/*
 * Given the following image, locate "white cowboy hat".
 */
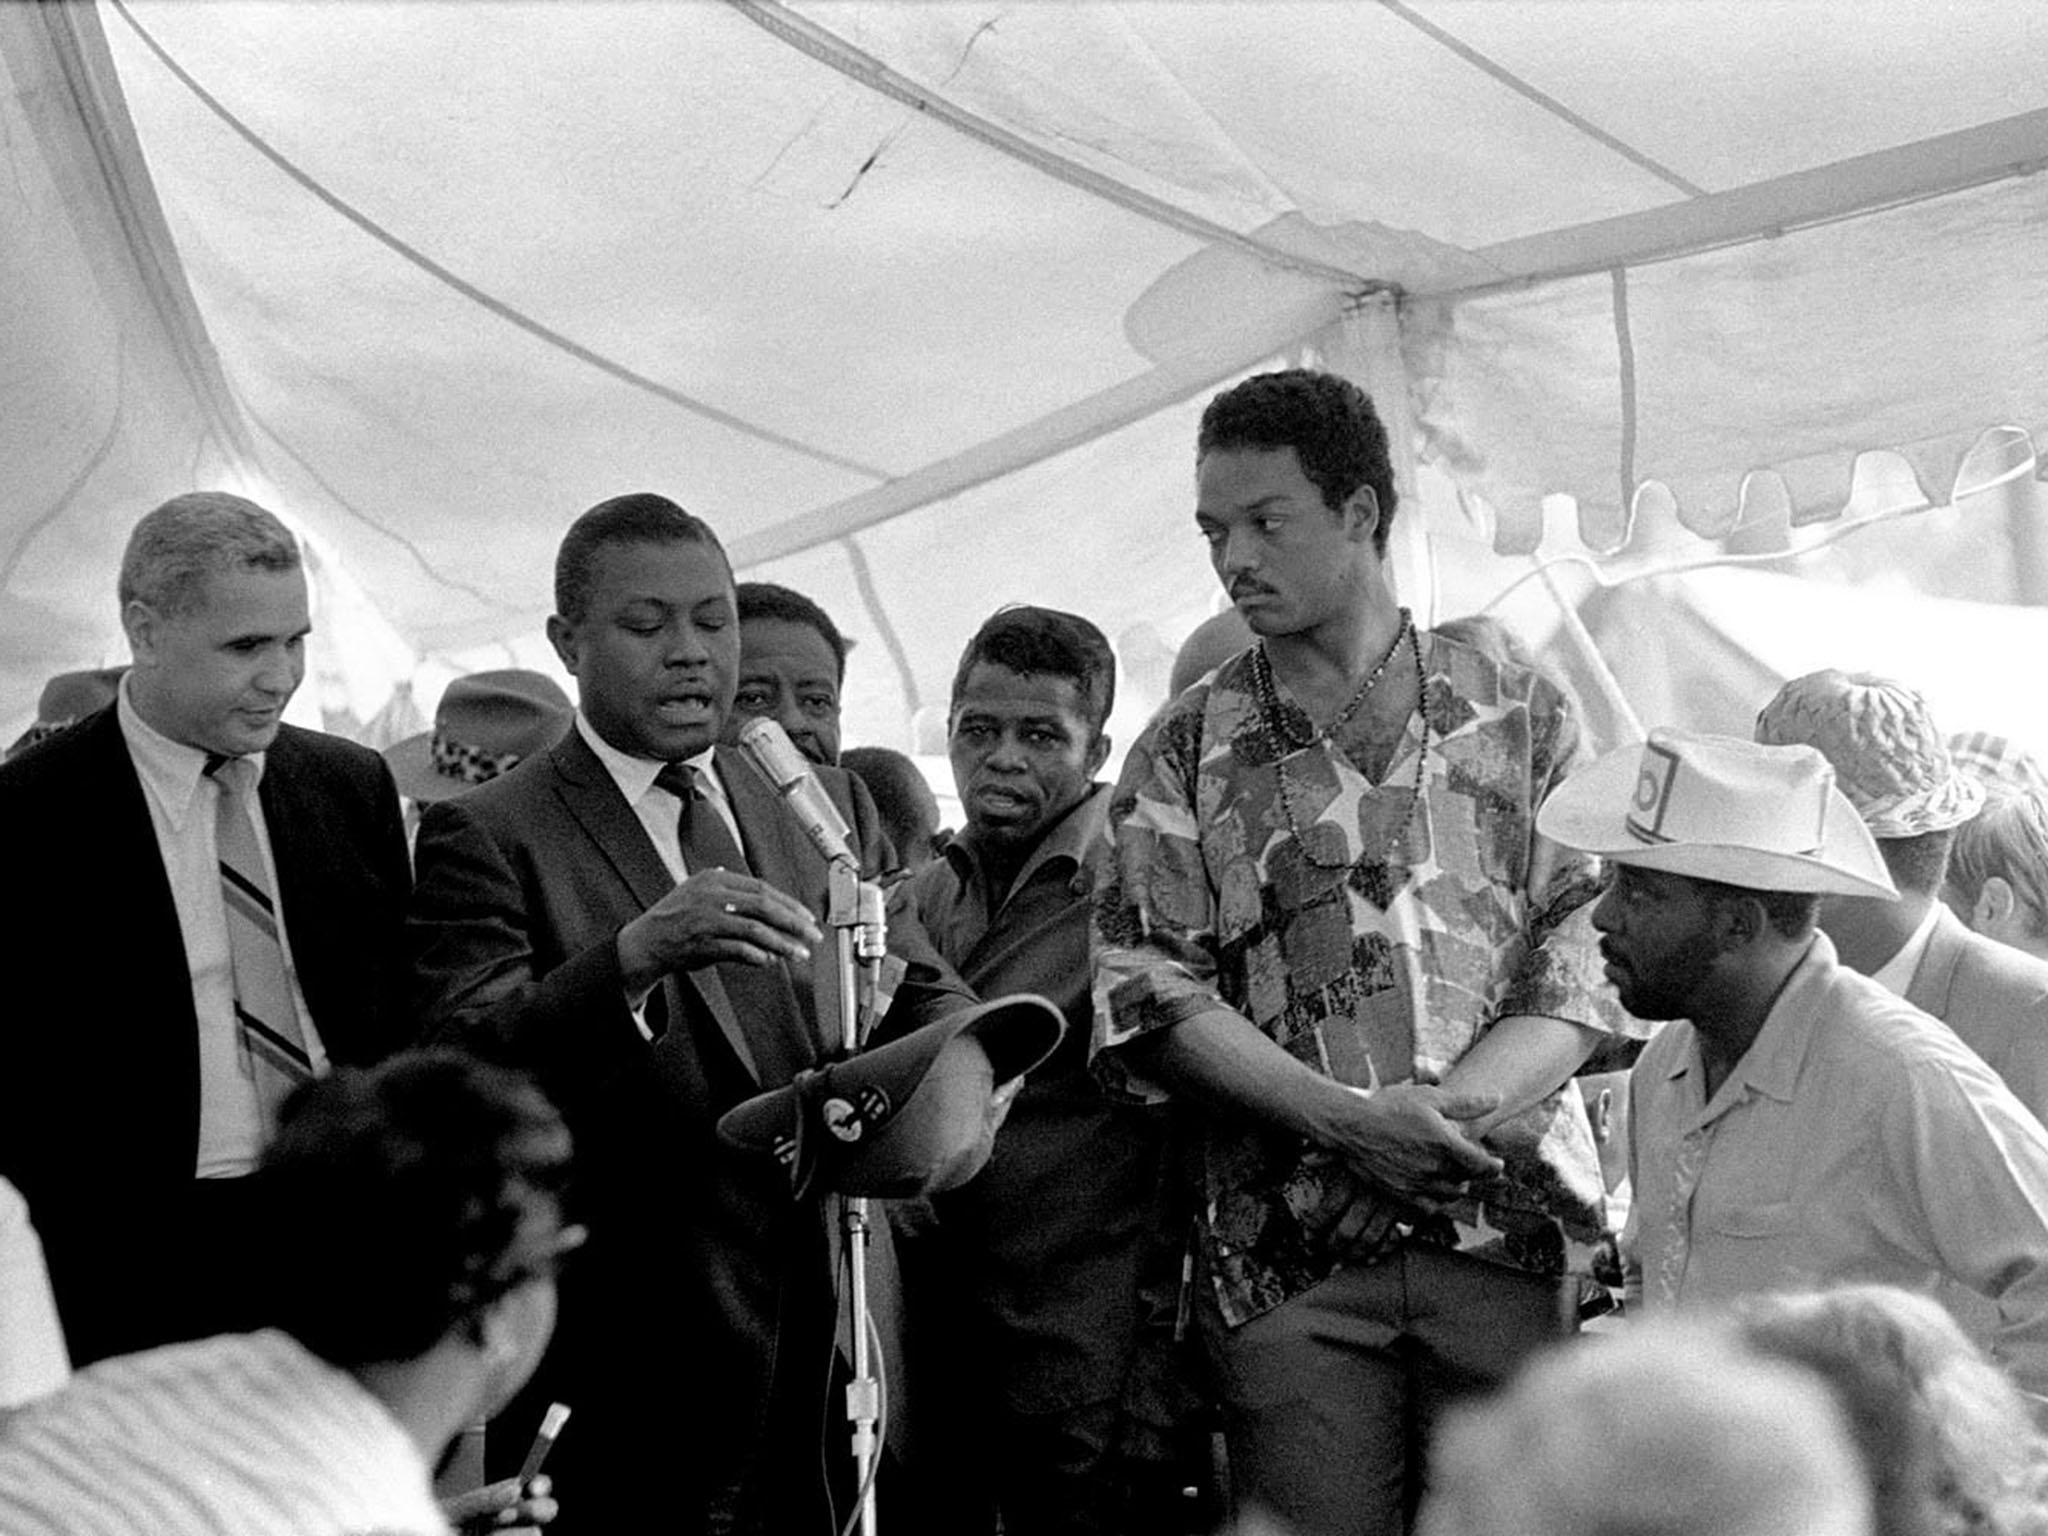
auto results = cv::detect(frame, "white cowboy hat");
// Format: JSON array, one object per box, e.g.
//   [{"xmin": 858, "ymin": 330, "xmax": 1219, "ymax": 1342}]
[{"xmin": 1537, "ymin": 728, "xmax": 1897, "ymax": 899}]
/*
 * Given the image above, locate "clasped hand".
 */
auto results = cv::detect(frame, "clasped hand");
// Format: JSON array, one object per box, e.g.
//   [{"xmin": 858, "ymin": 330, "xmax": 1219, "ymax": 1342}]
[{"xmin": 1327, "ymin": 1082, "xmax": 1504, "ymax": 1207}]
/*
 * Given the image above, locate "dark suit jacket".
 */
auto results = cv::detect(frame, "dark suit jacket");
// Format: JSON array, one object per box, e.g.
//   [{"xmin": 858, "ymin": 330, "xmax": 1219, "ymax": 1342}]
[
  {"xmin": 1907, "ymin": 904, "xmax": 2048, "ymax": 1124},
  {"xmin": 406, "ymin": 729, "xmax": 971, "ymax": 1534},
  {"xmin": 0, "ymin": 705, "xmax": 411, "ymax": 1363}
]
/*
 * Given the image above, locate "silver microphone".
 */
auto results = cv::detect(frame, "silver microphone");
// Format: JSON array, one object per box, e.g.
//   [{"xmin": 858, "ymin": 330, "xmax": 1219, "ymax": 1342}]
[{"xmin": 736, "ymin": 716, "xmax": 858, "ymax": 866}]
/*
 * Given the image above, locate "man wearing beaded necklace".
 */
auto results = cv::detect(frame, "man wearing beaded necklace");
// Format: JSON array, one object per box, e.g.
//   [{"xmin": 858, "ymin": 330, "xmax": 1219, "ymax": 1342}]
[{"xmin": 1093, "ymin": 369, "xmax": 1630, "ymax": 1536}]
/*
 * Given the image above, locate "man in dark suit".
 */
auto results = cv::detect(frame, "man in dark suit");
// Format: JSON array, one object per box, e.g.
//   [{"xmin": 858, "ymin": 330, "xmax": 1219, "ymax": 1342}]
[
  {"xmin": 407, "ymin": 492, "xmax": 973, "ymax": 1535},
  {"xmin": 0, "ymin": 492, "xmax": 411, "ymax": 1367}
]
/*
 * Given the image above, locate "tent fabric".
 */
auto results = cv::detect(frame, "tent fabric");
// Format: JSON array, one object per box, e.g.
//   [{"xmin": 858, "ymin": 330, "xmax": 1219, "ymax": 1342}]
[{"xmin": 6, "ymin": 1, "xmax": 2048, "ymax": 750}]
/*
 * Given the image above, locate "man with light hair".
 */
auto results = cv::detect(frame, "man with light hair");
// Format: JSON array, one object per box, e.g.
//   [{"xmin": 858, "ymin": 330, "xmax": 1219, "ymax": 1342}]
[
  {"xmin": 1539, "ymin": 728, "xmax": 2048, "ymax": 1395},
  {"xmin": 0, "ymin": 491, "xmax": 412, "ymax": 1366},
  {"xmin": 1420, "ymin": 1320, "xmax": 1874, "ymax": 1536},
  {"xmin": 1945, "ymin": 786, "xmax": 2048, "ymax": 967},
  {"xmin": 1757, "ymin": 670, "xmax": 2048, "ymax": 1120}
]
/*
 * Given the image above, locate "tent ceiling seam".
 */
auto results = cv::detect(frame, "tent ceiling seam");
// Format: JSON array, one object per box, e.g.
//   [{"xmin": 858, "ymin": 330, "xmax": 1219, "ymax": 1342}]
[
  {"xmin": 106, "ymin": 0, "xmax": 892, "ymax": 484},
  {"xmin": 43, "ymin": 2, "xmax": 261, "ymax": 474},
  {"xmin": 833, "ymin": 534, "xmax": 923, "ymax": 717},
  {"xmin": 0, "ymin": 346, "xmax": 127, "ymax": 598},
  {"xmin": 725, "ymin": 296, "xmax": 1339, "ymax": 569},
  {"xmin": 244, "ymin": 407, "xmax": 524, "ymax": 617},
  {"xmin": 1377, "ymin": 0, "xmax": 1707, "ymax": 199},
  {"xmin": 727, "ymin": 0, "xmax": 1387, "ymax": 294}
]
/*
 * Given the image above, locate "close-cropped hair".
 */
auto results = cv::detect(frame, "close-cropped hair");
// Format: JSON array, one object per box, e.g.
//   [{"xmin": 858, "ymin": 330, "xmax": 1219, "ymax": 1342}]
[
  {"xmin": 118, "ymin": 492, "xmax": 301, "ymax": 617},
  {"xmin": 950, "ymin": 605, "xmax": 1116, "ymax": 737},
  {"xmin": 1947, "ymin": 789, "xmax": 2048, "ymax": 938},
  {"xmin": 1198, "ymin": 368, "xmax": 1400, "ymax": 556},
  {"xmin": 842, "ymin": 746, "xmax": 929, "ymax": 841},
  {"xmin": 736, "ymin": 581, "xmax": 850, "ymax": 681},
  {"xmin": 262, "ymin": 1049, "xmax": 573, "ymax": 1370},
  {"xmin": 1876, "ymin": 828, "xmax": 1955, "ymax": 900},
  {"xmin": 554, "ymin": 492, "xmax": 728, "ymax": 624}
]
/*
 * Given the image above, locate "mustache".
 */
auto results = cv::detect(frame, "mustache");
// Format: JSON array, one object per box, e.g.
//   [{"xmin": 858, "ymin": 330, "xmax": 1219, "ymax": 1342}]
[{"xmin": 1229, "ymin": 579, "xmax": 1275, "ymax": 601}]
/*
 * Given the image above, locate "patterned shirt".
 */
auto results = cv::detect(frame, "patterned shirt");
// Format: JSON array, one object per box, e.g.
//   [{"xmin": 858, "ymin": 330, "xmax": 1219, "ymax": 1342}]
[
  {"xmin": 0, "ymin": 1330, "xmax": 449, "ymax": 1536},
  {"xmin": 1093, "ymin": 627, "xmax": 1626, "ymax": 1327}
]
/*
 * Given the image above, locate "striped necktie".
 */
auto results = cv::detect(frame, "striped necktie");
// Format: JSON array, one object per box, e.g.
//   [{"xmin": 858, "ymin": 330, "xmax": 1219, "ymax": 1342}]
[{"xmin": 206, "ymin": 755, "xmax": 316, "ymax": 1128}]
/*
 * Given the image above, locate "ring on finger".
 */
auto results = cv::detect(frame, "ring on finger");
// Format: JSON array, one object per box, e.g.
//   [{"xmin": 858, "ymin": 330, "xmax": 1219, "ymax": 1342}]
[{"xmin": 722, "ymin": 901, "xmax": 739, "ymax": 915}]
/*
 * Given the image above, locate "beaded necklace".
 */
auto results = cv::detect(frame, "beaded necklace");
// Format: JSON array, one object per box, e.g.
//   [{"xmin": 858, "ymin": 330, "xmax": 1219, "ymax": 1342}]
[{"xmin": 1248, "ymin": 608, "xmax": 1430, "ymax": 873}]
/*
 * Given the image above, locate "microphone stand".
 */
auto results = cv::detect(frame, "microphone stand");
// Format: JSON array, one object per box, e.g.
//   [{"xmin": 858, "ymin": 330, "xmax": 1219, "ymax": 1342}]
[{"xmin": 823, "ymin": 852, "xmax": 886, "ymax": 1536}]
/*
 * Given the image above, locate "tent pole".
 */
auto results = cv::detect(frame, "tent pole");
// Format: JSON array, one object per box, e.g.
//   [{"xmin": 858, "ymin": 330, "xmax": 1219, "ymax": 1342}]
[{"xmin": 1532, "ymin": 559, "xmax": 1646, "ymax": 746}]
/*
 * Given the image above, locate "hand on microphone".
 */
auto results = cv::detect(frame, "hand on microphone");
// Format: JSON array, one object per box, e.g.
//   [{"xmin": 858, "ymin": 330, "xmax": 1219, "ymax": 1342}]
[{"xmin": 618, "ymin": 867, "xmax": 822, "ymax": 994}]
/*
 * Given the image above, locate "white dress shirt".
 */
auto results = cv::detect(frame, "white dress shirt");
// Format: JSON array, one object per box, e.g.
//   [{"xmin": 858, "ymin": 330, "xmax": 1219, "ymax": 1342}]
[
  {"xmin": 1869, "ymin": 899, "xmax": 1941, "ymax": 996},
  {"xmin": 117, "ymin": 681, "xmax": 328, "ymax": 1178},
  {"xmin": 574, "ymin": 713, "xmax": 747, "ymax": 1037}
]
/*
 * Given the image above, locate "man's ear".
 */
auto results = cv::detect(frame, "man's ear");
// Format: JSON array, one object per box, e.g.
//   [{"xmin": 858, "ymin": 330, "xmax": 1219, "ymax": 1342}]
[
  {"xmin": 1976, "ymin": 876, "xmax": 2019, "ymax": 933},
  {"xmin": 543, "ymin": 614, "xmax": 579, "ymax": 679},
  {"xmin": 1085, "ymin": 730, "xmax": 1112, "ymax": 780},
  {"xmin": 122, "ymin": 599, "xmax": 161, "ymax": 665},
  {"xmin": 1342, "ymin": 485, "xmax": 1381, "ymax": 546}
]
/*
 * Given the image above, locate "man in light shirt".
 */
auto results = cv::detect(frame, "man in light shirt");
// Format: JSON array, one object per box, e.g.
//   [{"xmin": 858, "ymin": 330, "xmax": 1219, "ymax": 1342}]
[
  {"xmin": 1539, "ymin": 728, "xmax": 2048, "ymax": 1398},
  {"xmin": 1756, "ymin": 670, "xmax": 2048, "ymax": 1122},
  {"xmin": 407, "ymin": 492, "xmax": 972, "ymax": 1535},
  {"xmin": 0, "ymin": 491, "xmax": 411, "ymax": 1366}
]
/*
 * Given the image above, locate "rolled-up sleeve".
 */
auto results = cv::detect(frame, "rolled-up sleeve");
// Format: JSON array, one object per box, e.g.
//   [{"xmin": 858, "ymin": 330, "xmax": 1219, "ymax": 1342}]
[{"xmin": 1091, "ymin": 703, "xmax": 1228, "ymax": 1102}]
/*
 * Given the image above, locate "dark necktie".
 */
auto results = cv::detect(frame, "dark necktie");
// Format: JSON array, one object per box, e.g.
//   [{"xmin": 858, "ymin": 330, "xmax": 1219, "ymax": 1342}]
[
  {"xmin": 654, "ymin": 761, "xmax": 749, "ymax": 874},
  {"xmin": 653, "ymin": 761, "xmax": 813, "ymax": 1082},
  {"xmin": 205, "ymin": 755, "xmax": 316, "ymax": 1132}
]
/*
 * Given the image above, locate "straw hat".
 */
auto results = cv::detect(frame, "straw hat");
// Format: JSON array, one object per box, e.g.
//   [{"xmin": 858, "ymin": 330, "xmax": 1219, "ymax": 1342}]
[
  {"xmin": 5, "ymin": 666, "xmax": 127, "ymax": 760},
  {"xmin": 718, "ymin": 994, "xmax": 1066, "ymax": 1199},
  {"xmin": 1755, "ymin": 671, "xmax": 1982, "ymax": 838},
  {"xmin": 383, "ymin": 669, "xmax": 573, "ymax": 802},
  {"xmin": 1536, "ymin": 728, "xmax": 1897, "ymax": 898}
]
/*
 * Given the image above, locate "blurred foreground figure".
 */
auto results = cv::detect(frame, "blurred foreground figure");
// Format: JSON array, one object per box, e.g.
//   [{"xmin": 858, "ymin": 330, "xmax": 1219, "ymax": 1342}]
[
  {"xmin": 0, "ymin": 1050, "xmax": 579, "ymax": 1536},
  {"xmin": 0, "ymin": 492, "xmax": 411, "ymax": 1366},
  {"xmin": 1541, "ymin": 729, "xmax": 2048, "ymax": 1395},
  {"xmin": 1419, "ymin": 1319, "xmax": 1874, "ymax": 1536},
  {"xmin": 0, "ymin": 1177, "xmax": 68, "ymax": 1410},
  {"xmin": 1738, "ymin": 1285, "xmax": 2048, "ymax": 1536}
]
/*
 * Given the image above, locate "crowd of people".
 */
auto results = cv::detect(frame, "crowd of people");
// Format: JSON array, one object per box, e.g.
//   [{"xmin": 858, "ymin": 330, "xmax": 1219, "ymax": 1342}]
[{"xmin": 5, "ymin": 367, "xmax": 2048, "ymax": 1536}]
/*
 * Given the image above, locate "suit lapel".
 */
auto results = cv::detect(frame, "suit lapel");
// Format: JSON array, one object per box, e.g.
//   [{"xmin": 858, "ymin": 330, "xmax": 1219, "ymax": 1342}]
[
  {"xmin": 1905, "ymin": 905, "xmax": 1967, "ymax": 1018},
  {"xmin": 548, "ymin": 733, "xmax": 763, "ymax": 1086}
]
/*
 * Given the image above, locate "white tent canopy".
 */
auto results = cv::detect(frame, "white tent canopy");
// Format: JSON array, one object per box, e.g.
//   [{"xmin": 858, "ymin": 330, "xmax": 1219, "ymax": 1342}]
[{"xmin": 5, "ymin": 1, "xmax": 2047, "ymax": 753}]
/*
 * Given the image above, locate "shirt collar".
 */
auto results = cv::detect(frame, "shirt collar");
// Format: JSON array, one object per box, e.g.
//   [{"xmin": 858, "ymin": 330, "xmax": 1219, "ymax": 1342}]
[
  {"xmin": 117, "ymin": 673, "xmax": 266, "ymax": 829},
  {"xmin": 1704, "ymin": 931, "xmax": 1839, "ymax": 1108},
  {"xmin": 945, "ymin": 782, "xmax": 1109, "ymax": 891},
  {"xmin": 1869, "ymin": 900, "xmax": 1941, "ymax": 996},
  {"xmin": 575, "ymin": 711, "xmax": 717, "ymax": 804}
]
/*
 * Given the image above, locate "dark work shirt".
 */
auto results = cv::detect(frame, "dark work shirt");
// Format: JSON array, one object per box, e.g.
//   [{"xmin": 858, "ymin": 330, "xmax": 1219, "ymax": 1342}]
[{"xmin": 904, "ymin": 783, "xmax": 1164, "ymax": 1411}]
